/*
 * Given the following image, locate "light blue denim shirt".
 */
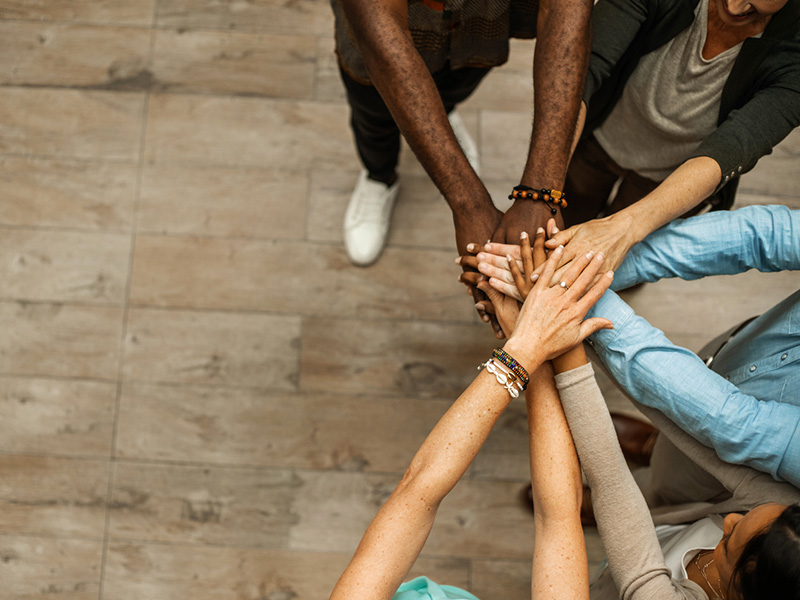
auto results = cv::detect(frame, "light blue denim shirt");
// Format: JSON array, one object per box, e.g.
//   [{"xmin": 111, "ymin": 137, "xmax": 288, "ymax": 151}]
[{"xmin": 587, "ymin": 205, "xmax": 800, "ymax": 486}]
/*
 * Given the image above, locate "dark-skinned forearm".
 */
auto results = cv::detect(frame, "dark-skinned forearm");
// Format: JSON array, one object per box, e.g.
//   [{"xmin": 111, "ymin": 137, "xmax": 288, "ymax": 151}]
[
  {"xmin": 521, "ymin": 0, "xmax": 592, "ymax": 190},
  {"xmin": 339, "ymin": 0, "xmax": 492, "ymax": 213}
]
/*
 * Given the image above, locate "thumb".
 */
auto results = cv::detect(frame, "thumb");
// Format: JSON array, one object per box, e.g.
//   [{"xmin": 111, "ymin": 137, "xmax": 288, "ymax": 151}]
[
  {"xmin": 578, "ymin": 318, "xmax": 614, "ymax": 340},
  {"xmin": 545, "ymin": 226, "xmax": 574, "ymax": 248},
  {"xmin": 477, "ymin": 280, "xmax": 505, "ymax": 305}
]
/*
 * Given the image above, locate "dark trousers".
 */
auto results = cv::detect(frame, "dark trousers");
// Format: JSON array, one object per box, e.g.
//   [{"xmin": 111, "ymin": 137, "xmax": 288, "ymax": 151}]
[
  {"xmin": 339, "ymin": 64, "xmax": 491, "ymax": 183},
  {"xmin": 563, "ymin": 134, "xmax": 662, "ymax": 227}
]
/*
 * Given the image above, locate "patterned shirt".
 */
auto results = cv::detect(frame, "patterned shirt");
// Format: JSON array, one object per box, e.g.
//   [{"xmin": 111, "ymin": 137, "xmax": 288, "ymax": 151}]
[{"xmin": 331, "ymin": 0, "xmax": 539, "ymax": 84}]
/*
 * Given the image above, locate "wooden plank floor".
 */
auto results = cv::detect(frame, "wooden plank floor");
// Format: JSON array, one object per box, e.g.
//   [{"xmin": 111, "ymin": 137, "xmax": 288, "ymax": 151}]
[{"xmin": 0, "ymin": 3, "xmax": 798, "ymax": 598}]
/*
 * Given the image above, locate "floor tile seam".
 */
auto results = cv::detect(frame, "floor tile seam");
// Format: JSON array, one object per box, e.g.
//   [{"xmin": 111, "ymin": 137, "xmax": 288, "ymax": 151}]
[
  {"xmin": 0, "ymin": 18, "xmax": 335, "ymax": 36},
  {"xmin": 0, "ymin": 297, "xmax": 125, "ymax": 309},
  {"xmin": 0, "ymin": 223, "xmax": 133, "ymax": 236},
  {"xmin": 0, "ymin": 81, "xmax": 323, "ymax": 103},
  {"xmin": 0, "ymin": 150, "xmax": 138, "ymax": 165},
  {"xmin": 115, "ymin": 230, "xmax": 458, "ymax": 253},
  {"xmin": 0, "ymin": 372, "xmax": 116, "ymax": 384},
  {"xmin": 114, "ymin": 376, "xmax": 459, "ymax": 401},
  {"xmin": 86, "ymin": 455, "xmax": 531, "ymax": 485},
  {"xmin": 0, "ymin": 530, "xmax": 106, "ymax": 543},
  {"xmin": 0, "ymin": 18, "xmax": 157, "ymax": 30},
  {"xmin": 100, "ymin": 455, "xmax": 411, "ymax": 478},
  {"xmin": 99, "ymin": 535, "xmax": 533, "ymax": 562},
  {"xmin": 121, "ymin": 302, "xmax": 476, "ymax": 325},
  {"xmin": 98, "ymin": 23, "xmax": 157, "ymax": 598},
  {"xmin": 0, "ymin": 452, "xmax": 115, "ymax": 463}
]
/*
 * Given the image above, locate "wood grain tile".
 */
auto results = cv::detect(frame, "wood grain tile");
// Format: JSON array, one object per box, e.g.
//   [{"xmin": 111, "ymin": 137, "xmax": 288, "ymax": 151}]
[
  {"xmin": 619, "ymin": 270, "xmax": 800, "ymax": 338},
  {"xmin": 291, "ymin": 471, "xmax": 533, "ymax": 558},
  {"xmin": 130, "ymin": 236, "xmax": 471, "ymax": 320},
  {"xmin": 738, "ymin": 128, "xmax": 800, "ymax": 198},
  {"xmin": 0, "ymin": 534, "xmax": 102, "ymax": 600},
  {"xmin": 0, "ymin": 0, "xmax": 154, "ymax": 25},
  {"xmin": 138, "ymin": 164, "xmax": 307, "ymax": 239},
  {"xmin": 0, "ymin": 88, "xmax": 144, "ymax": 160},
  {"xmin": 123, "ymin": 308, "xmax": 300, "ymax": 389},
  {"xmin": 156, "ymin": 0, "xmax": 334, "ymax": 36},
  {"xmin": 0, "ymin": 302, "xmax": 122, "ymax": 379},
  {"xmin": 0, "ymin": 229, "xmax": 130, "ymax": 304},
  {"xmin": 471, "ymin": 558, "xmax": 530, "ymax": 600},
  {"xmin": 0, "ymin": 456, "xmax": 108, "ymax": 538},
  {"xmin": 736, "ymin": 191, "xmax": 800, "ymax": 211},
  {"xmin": 152, "ymin": 30, "xmax": 315, "ymax": 98},
  {"xmin": 116, "ymin": 384, "xmax": 446, "ymax": 472},
  {"xmin": 104, "ymin": 542, "xmax": 467, "ymax": 600},
  {"xmin": 461, "ymin": 40, "xmax": 537, "ymax": 112},
  {"xmin": 314, "ymin": 36, "xmax": 346, "ymax": 103},
  {"xmin": 0, "ymin": 376, "xmax": 115, "ymax": 457},
  {"xmin": 0, "ymin": 22, "xmax": 150, "ymax": 88},
  {"xmin": 300, "ymin": 317, "xmax": 495, "ymax": 397},
  {"xmin": 307, "ymin": 166, "xmax": 457, "ymax": 249},
  {"xmin": 144, "ymin": 94, "xmax": 351, "ymax": 168},
  {"xmin": 0, "ymin": 156, "xmax": 136, "ymax": 230},
  {"xmin": 109, "ymin": 462, "xmax": 301, "ymax": 547},
  {"xmin": 479, "ymin": 110, "xmax": 532, "ymax": 181}
]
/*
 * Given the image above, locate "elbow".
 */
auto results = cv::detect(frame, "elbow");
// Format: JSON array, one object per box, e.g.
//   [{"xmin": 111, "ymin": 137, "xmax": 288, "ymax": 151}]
[{"xmin": 395, "ymin": 468, "xmax": 443, "ymax": 512}]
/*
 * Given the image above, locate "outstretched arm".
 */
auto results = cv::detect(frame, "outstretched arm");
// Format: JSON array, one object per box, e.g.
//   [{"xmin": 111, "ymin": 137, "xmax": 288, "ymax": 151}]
[
  {"xmin": 586, "ymin": 289, "xmax": 800, "ymax": 488},
  {"xmin": 611, "ymin": 205, "xmax": 800, "ymax": 289},
  {"xmin": 329, "ymin": 368, "xmax": 526, "ymax": 600},
  {"xmin": 544, "ymin": 155, "xmax": 722, "ymax": 278},
  {"xmin": 527, "ymin": 363, "xmax": 589, "ymax": 600},
  {"xmin": 493, "ymin": 0, "xmax": 593, "ymax": 244},
  {"xmin": 338, "ymin": 0, "xmax": 502, "ymax": 252},
  {"xmin": 331, "ymin": 249, "xmax": 614, "ymax": 600}
]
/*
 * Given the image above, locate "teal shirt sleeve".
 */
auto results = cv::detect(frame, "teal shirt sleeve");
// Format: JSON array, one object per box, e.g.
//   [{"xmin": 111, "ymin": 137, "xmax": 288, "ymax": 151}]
[{"xmin": 393, "ymin": 577, "xmax": 480, "ymax": 600}]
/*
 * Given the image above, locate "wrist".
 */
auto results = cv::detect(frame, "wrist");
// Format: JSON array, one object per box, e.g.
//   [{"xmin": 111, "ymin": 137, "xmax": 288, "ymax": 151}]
[
  {"xmin": 609, "ymin": 209, "xmax": 645, "ymax": 246},
  {"xmin": 501, "ymin": 339, "xmax": 545, "ymax": 375}
]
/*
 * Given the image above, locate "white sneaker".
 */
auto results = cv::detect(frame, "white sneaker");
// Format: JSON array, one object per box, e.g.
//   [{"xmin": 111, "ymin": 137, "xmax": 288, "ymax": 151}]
[
  {"xmin": 343, "ymin": 170, "xmax": 400, "ymax": 267},
  {"xmin": 448, "ymin": 111, "xmax": 480, "ymax": 176}
]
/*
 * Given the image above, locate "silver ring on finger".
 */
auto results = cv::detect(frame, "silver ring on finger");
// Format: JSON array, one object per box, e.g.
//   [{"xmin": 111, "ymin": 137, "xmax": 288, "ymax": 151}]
[{"xmin": 559, "ymin": 281, "xmax": 569, "ymax": 291}]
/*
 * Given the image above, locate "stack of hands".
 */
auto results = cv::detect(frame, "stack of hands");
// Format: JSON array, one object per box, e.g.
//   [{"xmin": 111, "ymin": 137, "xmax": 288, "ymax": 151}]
[
  {"xmin": 456, "ymin": 219, "xmax": 616, "ymax": 366},
  {"xmin": 457, "ymin": 214, "xmax": 633, "ymax": 339}
]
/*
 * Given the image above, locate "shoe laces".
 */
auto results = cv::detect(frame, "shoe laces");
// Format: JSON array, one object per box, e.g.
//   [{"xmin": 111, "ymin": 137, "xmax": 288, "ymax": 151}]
[{"xmin": 353, "ymin": 183, "xmax": 391, "ymax": 224}]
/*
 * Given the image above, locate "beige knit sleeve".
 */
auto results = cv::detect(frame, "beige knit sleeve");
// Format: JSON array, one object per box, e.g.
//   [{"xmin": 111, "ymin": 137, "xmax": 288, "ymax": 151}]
[{"xmin": 555, "ymin": 363, "xmax": 707, "ymax": 600}]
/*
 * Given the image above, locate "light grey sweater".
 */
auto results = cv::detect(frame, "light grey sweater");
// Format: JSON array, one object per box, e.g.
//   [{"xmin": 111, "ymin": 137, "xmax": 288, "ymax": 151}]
[{"xmin": 555, "ymin": 363, "xmax": 800, "ymax": 600}]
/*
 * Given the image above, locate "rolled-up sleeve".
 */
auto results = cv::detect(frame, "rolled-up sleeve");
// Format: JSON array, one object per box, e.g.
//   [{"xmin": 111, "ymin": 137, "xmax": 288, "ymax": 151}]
[
  {"xmin": 588, "ymin": 290, "xmax": 800, "ymax": 486},
  {"xmin": 613, "ymin": 205, "xmax": 800, "ymax": 290}
]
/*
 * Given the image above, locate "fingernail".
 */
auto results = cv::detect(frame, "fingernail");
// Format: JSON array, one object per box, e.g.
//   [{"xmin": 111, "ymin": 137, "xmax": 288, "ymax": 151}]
[
  {"xmin": 457, "ymin": 275, "xmax": 463, "ymax": 282},
  {"xmin": 556, "ymin": 245, "xmax": 564, "ymax": 252},
  {"xmin": 477, "ymin": 252, "xmax": 486, "ymax": 260},
  {"xmin": 506, "ymin": 254, "xmax": 514, "ymax": 264},
  {"xmin": 481, "ymin": 314, "xmax": 490, "ymax": 323},
  {"xmin": 520, "ymin": 231, "xmax": 528, "ymax": 240},
  {"xmin": 607, "ymin": 270, "xmax": 614, "ymax": 278},
  {"xmin": 455, "ymin": 257, "xmax": 461, "ymax": 264},
  {"xmin": 478, "ymin": 263, "xmax": 487, "ymax": 273},
  {"xmin": 530, "ymin": 273, "xmax": 539, "ymax": 281},
  {"xmin": 475, "ymin": 303, "xmax": 484, "ymax": 310},
  {"xmin": 467, "ymin": 243, "xmax": 476, "ymax": 252},
  {"xmin": 585, "ymin": 251, "xmax": 594, "ymax": 259},
  {"xmin": 597, "ymin": 252, "xmax": 605, "ymax": 260},
  {"xmin": 552, "ymin": 227, "xmax": 559, "ymax": 234}
]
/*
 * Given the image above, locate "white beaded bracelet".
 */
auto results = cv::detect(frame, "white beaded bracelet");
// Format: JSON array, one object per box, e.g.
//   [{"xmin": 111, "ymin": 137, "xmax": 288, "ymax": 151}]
[{"xmin": 478, "ymin": 358, "xmax": 524, "ymax": 398}]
